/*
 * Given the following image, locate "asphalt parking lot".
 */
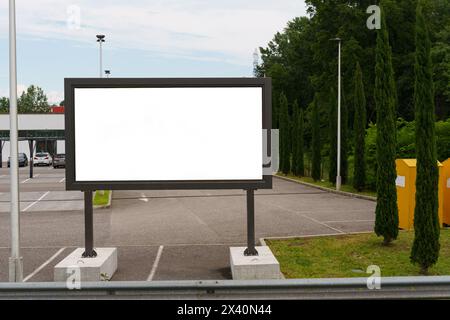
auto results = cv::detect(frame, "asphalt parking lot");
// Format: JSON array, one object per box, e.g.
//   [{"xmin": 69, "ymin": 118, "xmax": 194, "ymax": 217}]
[{"xmin": 0, "ymin": 166, "xmax": 376, "ymax": 282}]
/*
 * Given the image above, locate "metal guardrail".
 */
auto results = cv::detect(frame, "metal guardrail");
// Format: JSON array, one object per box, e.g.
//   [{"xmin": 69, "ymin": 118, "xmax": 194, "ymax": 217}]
[{"xmin": 1, "ymin": 276, "xmax": 450, "ymax": 299}]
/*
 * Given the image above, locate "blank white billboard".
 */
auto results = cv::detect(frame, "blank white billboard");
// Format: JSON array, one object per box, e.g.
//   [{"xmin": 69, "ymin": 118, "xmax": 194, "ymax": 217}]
[{"xmin": 74, "ymin": 87, "xmax": 263, "ymax": 182}]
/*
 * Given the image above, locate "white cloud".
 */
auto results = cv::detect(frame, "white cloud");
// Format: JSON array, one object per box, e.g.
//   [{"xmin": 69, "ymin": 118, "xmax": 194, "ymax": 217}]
[
  {"xmin": 46, "ymin": 90, "xmax": 64, "ymax": 104},
  {"xmin": 17, "ymin": 84, "xmax": 27, "ymax": 96},
  {"xmin": 0, "ymin": 0, "xmax": 307, "ymax": 65},
  {"xmin": 0, "ymin": 84, "xmax": 27, "ymax": 97}
]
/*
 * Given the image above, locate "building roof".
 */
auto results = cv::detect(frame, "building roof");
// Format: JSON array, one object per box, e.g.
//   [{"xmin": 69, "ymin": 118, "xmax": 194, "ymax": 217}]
[{"xmin": 50, "ymin": 105, "xmax": 64, "ymax": 113}]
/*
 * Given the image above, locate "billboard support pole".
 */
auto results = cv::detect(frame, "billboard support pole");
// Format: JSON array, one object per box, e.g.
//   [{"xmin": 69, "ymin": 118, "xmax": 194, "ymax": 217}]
[
  {"xmin": 82, "ymin": 191, "xmax": 97, "ymax": 258},
  {"xmin": 244, "ymin": 189, "xmax": 258, "ymax": 256},
  {"xmin": 28, "ymin": 140, "xmax": 33, "ymax": 178}
]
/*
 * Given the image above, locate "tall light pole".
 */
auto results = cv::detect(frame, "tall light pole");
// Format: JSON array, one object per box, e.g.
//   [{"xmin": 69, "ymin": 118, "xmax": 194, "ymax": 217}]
[
  {"xmin": 96, "ymin": 35, "xmax": 105, "ymax": 78},
  {"xmin": 9, "ymin": 0, "xmax": 23, "ymax": 282},
  {"xmin": 96, "ymin": 35, "xmax": 106, "ymax": 198},
  {"xmin": 330, "ymin": 38, "xmax": 342, "ymax": 191}
]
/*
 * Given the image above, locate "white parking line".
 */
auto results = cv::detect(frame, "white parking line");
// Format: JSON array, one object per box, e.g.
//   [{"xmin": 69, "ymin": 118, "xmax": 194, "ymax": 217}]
[
  {"xmin": 265, "ymin": 201, "xmax": 345, "ymax": 234},
  {"xmin": 23, "ymin": 247, "xmax": 66, "ymax": 282},
  {"xmin": 324, "ymin": 220, "xmax": 374, "ymax": 224},
  {"xmin": 22, "ymin": 191, "xmax": 50, "ymax": 212},
  {"xmin": 147, "ymin": 245, "xmax": 164, "ymax": 281},
  {"xmin": 301, "ymin": 214, "xmax": 345, "ymax": 234},
  {"xmin": 21, "ymin": 174, "xmax": 40, "ymax": 184},
  {"xmin": 139, "ymin": 193, "xmax": 149, "ymax": 202}
]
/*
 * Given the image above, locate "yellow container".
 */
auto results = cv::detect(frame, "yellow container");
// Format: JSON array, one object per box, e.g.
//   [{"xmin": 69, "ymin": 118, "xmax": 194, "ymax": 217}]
[
  {"xmin": 395, "ymin": 159, "xmax": 444, "ymax": 230},
  {"xmin": 443, "ymin": 158, "xmax": 450, "ymax": 226}
]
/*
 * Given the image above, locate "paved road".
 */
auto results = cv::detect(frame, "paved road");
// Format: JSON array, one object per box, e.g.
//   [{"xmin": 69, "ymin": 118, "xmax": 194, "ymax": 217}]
[
  {"xmin": 0, "ymin": 166, "xmax": 66, "ymax": 192},
  {"xmin": 0, "ymin": 167, "xmax": 376, "ymax": 282}
]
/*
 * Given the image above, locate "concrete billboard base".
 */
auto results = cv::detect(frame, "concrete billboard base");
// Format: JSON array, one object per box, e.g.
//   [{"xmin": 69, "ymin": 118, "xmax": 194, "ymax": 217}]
[
  {"xmin": 230, "ymin": 246, "xmax": 282, "ymax": 280},
  {"xmin": 54, "ymin": 248, "xmax": 117, "ymax": 282}
]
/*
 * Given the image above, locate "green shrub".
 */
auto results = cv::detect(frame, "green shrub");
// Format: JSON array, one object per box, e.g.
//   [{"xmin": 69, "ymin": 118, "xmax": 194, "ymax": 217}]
[
  {"xmin": 436, "ymin": 119, "xmax": 450, "ymax": 161},
  {"xmin": 365, "ymin": 117, "xmax": 450, "ymax": 191}
]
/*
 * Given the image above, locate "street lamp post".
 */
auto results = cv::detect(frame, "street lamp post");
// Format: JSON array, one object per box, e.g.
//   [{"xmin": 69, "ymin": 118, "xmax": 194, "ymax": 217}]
[
  {"xmin": 330, "ymin": 38, "xmax": 342, "ymax": 191},
  {"xmin": 8, "ymin": 0, "xmax": 23, "ymax": 282},
  {"xmin": 95, "ymin": 35, "xmax": 106, "ymax": 199},
  {"xmin": 96, "ymin": 35, "xmax": 105, "ymax": 78}
]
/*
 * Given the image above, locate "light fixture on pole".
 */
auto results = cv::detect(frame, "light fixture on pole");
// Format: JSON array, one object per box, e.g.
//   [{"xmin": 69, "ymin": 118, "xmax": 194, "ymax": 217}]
[
  {"xmin": 330, "ymin": 37, "xmax": 342, "ymax": 191},
  {"xmin": 96, "ymin": 34, "xmax": 105, "ymax": 78},
  {"xmin": 8, "ymin": 0, "xmax": 23, "ymax": 282}
]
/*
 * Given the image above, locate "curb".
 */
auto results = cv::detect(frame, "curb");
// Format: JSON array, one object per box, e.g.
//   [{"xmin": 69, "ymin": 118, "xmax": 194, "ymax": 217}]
[
  {"xmin": 261, "ymin": 231, "xmax": 373, "ymax": 245},
  {"xmin": 257, "ymin": 238, "xmax": 285, "ymax": 279},
  {"xmin": 275, "ymin": 175, "xmax": 377, "ymax": 202},
  {"xmin": 259, "ymin": 238, "xmax": 267, "ymax": 246},
  {"xmin": 93, "ymin": 190, "xmax": 113, "ymax": 209}
]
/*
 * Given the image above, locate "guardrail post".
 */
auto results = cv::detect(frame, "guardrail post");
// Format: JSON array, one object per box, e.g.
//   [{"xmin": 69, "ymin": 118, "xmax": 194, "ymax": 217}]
[
  {"xmin": 244, "ymin": 189, "xmax": 258, "ymax": 256},
  {"xmin": 82, "ymin": 190, "xmax": 97, "ymax": 258}
]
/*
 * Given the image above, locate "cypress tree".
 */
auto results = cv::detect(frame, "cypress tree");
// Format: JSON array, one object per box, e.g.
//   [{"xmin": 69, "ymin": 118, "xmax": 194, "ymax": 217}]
[
  {"xmin": 273, "ymin": 98, "xmax": 279, "ymax": 129},
  {"xmin": 292, "ymin": 100, "xmax": 299, "ymax": 176},
  {"xmin": 298, "ymin": 108, "xmax": 305, "ymax": 176},
  {"xmin": 353, "ymin": 62, "xmax": 367, "ymax": 191},
  {"xmin": 341, "ymin": 89, "xmax": 349, "ymax": 185},
  {"xmin": 288, "ymin": 106, "xmax": 293, "ymax": 170},
  {"xmin": 374, "ymin": 4, "xmax": 399, "ymax": 245},
  {"xmin": 311, "ymin": 95, "xmax": 321, "ymax": 181},
  {"xmin": 279, "ymin": 92, "xmax": 290, "ymax": 174},
  {"xmin": 329, "ymin": 88, "xmax": 337, "ymax": 183},
  {"xmin": 410, "ymin": 0, "xmax": 440, "ymax": 274},
  {"xmin": 292, "ymin": 100, "xmax": 305, "ymax": 176}
]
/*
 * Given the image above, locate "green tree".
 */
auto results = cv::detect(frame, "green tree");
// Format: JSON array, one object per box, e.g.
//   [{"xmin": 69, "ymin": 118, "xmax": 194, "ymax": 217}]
[
  {"xmin": 298, "ymin": 108, "xmax": 305, "ymax": 176},
  {"xmin": 0, "ymin": 97, "xmax": 8, "ymax": 113},
  {"xmin": 291, "ymin": 100, "xmax": 299, "ymax": 176},
  {"xmin": 311, "ymin": 95, "xmax": 321, "ymax": 181},
  {"xmin": 292, "ymin": 100, "xmax": 305, "ymax": 176},
  {"xmin": 427, "ymin": 0, "xmax": 450, "ymax": 119},
  {"xmin": 18, "ymin": 85, "xmax": 50, "ymax": 113},
  {"xmin": 353, "ymin": 62, "xmax": 367, "ymax": 191},
  {"xmin": 328, "ymin": 88, "xmax": 337, "ymax": 183},
  {"xmin": 341, "ymin": 88, "xmax": 349, "ymax": 185},
  {"xmin": 410, "ymin": 0, "xmax": 440, "ymax": 274},
  {"xmin": 279, "ymin": 92, "xmax": 290, "ymax": 174},
  {"xmin": 435, "ymin": 118, "xmax": 450, "ymax": 161},
  {"xmin": 259, "ymin": 0, "xmax": 449, "ymax": 124},
  {"xmin": 374, "ymin": 4, "xmax": 399, "ymax": 245}
]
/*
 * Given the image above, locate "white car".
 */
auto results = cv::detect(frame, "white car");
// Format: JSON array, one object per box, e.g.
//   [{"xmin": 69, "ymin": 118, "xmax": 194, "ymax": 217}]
[{"xmin": 33, "ymin": 152, "xmax": 53, "ymax": 166}]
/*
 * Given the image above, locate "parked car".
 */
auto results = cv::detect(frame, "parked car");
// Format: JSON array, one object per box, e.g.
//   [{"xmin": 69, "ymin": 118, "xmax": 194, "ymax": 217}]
[
  {"xmin": 7, "ymin": 153, "xmax": 28, "ymax": 167},
  {"xmin": 33, "ymin": 152, "xmax": 53, "ymax": 166},
  {"xmin": 53, "ymin": 154, "xmax": 65, "ymax": 168}
]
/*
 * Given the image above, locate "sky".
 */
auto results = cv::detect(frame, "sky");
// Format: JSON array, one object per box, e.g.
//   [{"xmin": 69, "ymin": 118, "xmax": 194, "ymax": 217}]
[{"xmin": 0, "ymin": 0, "xmax": 307, "ymax": 104}]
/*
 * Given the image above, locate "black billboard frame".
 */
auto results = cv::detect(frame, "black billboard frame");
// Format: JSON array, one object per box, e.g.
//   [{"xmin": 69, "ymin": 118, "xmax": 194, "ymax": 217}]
[{"xmin": 65, "ymin": 77, "xmax": 272, "ymax": 192}]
